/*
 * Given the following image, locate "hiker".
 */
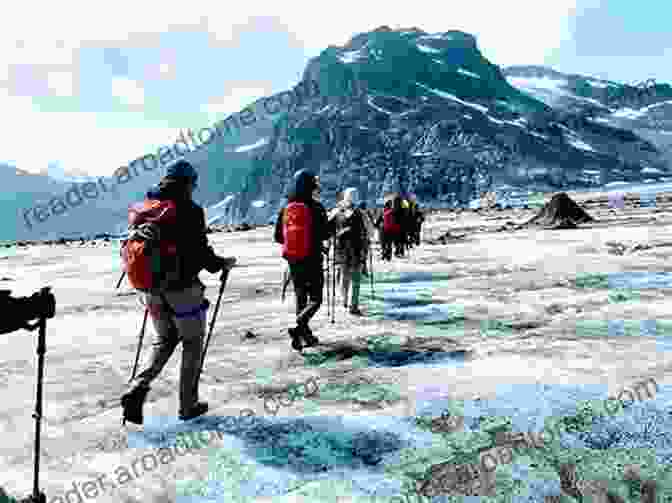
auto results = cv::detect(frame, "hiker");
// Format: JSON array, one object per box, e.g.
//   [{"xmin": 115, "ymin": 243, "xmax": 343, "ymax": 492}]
[
  {"xmin": 329, "ymin": 188, "xmax": 369, "ymax": 315},
  {"xmin": 120, "ymin": 159, "xmax": 236, "ymax": 424},
  {"xmin": 409, "ymin": 196, "xmax": 424, "ymax": 246},
  {"xmin": 274, "ymin": 170, "xmax": 336, "ymax": 350},
  {"xmin": 358, "ymin": 201, "xmax": 375, "ymax": 276},
  {"xmin": 375, "ymin": 199, "xmax": 400, "ymax": 261},
  {"xmin": 392, "ymin": 195, "xmax": 406, "ymax": 258},
  {"xmin": 400, "ymin": 196, "xmax": 413, "ymax": 252}
]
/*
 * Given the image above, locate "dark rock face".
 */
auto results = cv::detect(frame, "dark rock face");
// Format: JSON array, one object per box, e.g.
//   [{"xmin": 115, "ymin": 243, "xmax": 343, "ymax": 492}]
[
  {"xmin": 525, "ymin": 192, "xmax": 594, "ymax": 228},
  {"xmin": 232, "ymin": 27, "xmax": 670, "ymax": 222}
]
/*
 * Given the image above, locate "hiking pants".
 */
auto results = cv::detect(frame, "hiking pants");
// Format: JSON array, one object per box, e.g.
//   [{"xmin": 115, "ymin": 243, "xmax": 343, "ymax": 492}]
[
  {"xmin": 289, "ymin": 259, "xmax": 324, "ymax": 329},
  {"xmin": 394, "ymin": 233, "xmax": 405, "ymax": 257},
  {"xmin": 380, "ymin": 233, "xmax": 394, "ymax": 261},
  {"xmin": 413, "ymin": 221, "xmax": 422, "ymax": 244},
  {"xmin": 339, "ymin": 263, "xmax": 363, "ymax": 309},
  {"xmin": 129, "ymin": 281, "xmax": 210, "ymax": 413}
]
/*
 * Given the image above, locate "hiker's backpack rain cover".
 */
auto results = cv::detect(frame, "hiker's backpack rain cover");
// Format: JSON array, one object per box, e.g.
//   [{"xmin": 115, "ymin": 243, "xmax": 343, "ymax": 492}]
[
  {"xmin": 282, "ymin": 202, "xmax": 313, "ymax": 263},
  {"xmin": 121, "ymin": 199, "xmax": 180, "ymax": 292}
]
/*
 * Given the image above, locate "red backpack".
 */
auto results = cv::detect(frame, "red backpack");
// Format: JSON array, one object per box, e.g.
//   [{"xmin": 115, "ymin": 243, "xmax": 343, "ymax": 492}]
[
  {"xmin": 383, "ymin": 207, "xmax": 401, "ymax": 234},
  {"xmin": 282, "ymin": 202, "xmax": 313, "ymax": 263},
  {"xmin": 121, "ymin": 199, "xmax": 180, "ymax": 292}
]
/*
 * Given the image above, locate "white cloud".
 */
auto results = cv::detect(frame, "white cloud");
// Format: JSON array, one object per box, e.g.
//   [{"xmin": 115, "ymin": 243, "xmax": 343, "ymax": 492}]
[
  {"xmin": 0, "ymin": 0, "xmax": 581, "ymax": 177},
  {"xmin": 111, "ymin": 77, "xmax": 145, "ymax": 106},
  {"xmin": 0, "ymin": 1, "xmax": 579, "ymax": 75},
  {"xmin": 0, "ymin": 86, "xmax": 181, "ymax": 177},
  {"xmin": 201, "ymin": 86, "xmax": 269, "ymax": 121},
  {"xmin": 46, "ymin": 71, "xmax": 74, "ymax": 97}
]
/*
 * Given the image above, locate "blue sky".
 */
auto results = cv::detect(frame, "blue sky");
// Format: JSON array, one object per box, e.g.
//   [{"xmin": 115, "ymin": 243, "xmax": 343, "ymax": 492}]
[{"xmin": 0, "ymin": 0, "xmax": 669, "ymax": 178}]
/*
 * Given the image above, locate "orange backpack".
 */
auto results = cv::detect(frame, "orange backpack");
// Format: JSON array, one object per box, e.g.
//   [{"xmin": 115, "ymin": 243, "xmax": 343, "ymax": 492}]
[
  {"xmin": 121, "ymin": 199, "xmax": 180, "ymax": 292},
  {"xmin": 282, "ymin": 202, "xmax": 313, "ymax": 263}
]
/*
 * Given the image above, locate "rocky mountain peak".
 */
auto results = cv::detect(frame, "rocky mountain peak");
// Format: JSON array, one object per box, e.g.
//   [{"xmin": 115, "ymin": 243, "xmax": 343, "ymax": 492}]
[{"xmin": 234, "ymin": 28, "xmax": 671, "ymax": 224}]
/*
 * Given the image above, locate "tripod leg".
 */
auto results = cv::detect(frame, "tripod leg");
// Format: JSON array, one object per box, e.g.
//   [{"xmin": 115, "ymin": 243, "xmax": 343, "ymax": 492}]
[{"xmin": 32, "ymin": 318, "xmax": 47, "ymax": 502}]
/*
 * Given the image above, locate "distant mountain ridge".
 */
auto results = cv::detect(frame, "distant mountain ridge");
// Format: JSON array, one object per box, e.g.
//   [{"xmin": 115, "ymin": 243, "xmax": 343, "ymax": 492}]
[
  {"xmin": 2, "ymin": 26, "xmax": 672, "ymax": 240},
  {"xmin": 233, "ymin": 26, "xmax": 672, "ymax": 223}
]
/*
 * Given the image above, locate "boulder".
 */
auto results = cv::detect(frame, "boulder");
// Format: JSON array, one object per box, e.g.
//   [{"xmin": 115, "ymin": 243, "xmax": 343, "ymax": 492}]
[{"xmin": 524, "ymin": 192, "xmax": 594, "ymax": 228}]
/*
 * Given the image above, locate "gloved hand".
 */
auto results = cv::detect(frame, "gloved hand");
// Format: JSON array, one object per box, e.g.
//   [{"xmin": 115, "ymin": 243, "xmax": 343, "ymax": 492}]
[
  {"xmin": 218, "ymin": 256, "xmax": 237, "ymax": 271},
  {"xmin": 328, "ymin": 207, "xmax": 340, "ymax": 220}
]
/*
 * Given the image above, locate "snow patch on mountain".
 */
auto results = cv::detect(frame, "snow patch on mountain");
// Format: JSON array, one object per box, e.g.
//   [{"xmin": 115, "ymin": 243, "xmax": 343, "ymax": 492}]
[
  {"xmin": 416, "ymin": 44, "xmax": 441, "ymax": 54},
  {"xmin": 568, "ymin": 138, "xmax": 596, "ymax": 152},
  {"xmin": 234, "ymin": 138, "xmax": 268, "ymax": 153},
  {"xmin": 506, "ymin": 75, "xmax": 608, "ymax": 109},
  {"xmin": 206, "ymin": 195, "xmax": 237, "ymax": 226},
  {"xmin": 639, "ymin": 100, "xmax": 672, "ymax": 113},
  {"xmin": 414, "ymin": 82, "xmax": 489, "ymax": 113},
  {"xmin": 506, "ymin": 76, "xmax": 567, "ymax": 92},
  {"xmin": 556, "ymin": 124, "xmax": 596, "ymax": 152},
  {"xmin": 612, "ymin": 107, "xmax": 645, "ymax": 119},
  {"xmin": 457, "ymin": 68, "xmax": 480, "ymax": 79},
  {"xmin": 587, "ymin": 80, "xmax": 618, "ymax": 89},
  {"xmin": 367, "ymin": 97, "xmax": 392, "ymax": 115},
  {"xmin": 338, "ymin": 50, "xmax": 364, "ymax": 64}
]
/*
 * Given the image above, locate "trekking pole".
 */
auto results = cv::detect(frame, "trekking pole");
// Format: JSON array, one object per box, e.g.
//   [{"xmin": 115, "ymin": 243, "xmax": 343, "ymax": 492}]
[
  {"xmin": 281, "ymin": 264, "xmax": 290, "ymax": 303},
  {"xmin": 128, "ymin": 307, "xmax": 148, "ymax": 383},
  {"xmin": 115, "ymin": 271, "xmax": 125, "ymax": 289},
  {"xmin": 331, "ymin": 236, "xmax": 336, "ymax": 324},
  {"xmin": 369, "ymin": 244, "xmax": 375, "ymax": 299},
  {"xmin": 195, "ymin": 264, "xmax": 233, "ymax": 396},
  {"xmin": 122, "ymin": 305, "xmax": 149, "ymax": 427},
  {"xmin": 324, "ymin": 245, "xmax": 330, "ymax": 319}
]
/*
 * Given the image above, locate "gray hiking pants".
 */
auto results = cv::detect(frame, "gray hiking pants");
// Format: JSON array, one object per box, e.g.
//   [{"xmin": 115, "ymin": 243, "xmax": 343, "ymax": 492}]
[
  {"xmin": 129, "ymin": 281, "xmax": 210, "ymax": 413},
  {"xmin": 339, "ymin": 263, "xmax": 362, "ymax": 309}
]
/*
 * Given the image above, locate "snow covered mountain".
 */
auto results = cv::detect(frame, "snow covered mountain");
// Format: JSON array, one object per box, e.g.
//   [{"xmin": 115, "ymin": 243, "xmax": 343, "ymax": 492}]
[
  {"xmin": 234, "ymin": 27, "xmax": 672, "ymax": 222},
  {"xmin": 503, "ymin": 65, "xmax": 672, "ymax": 182},
  {"xmin": 4, "ymin": 26, "xmax": 672, "ymax": 241}
]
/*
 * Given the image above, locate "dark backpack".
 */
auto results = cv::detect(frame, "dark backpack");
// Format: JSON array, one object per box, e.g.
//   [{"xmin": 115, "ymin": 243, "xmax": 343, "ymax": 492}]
[
  {"xmin": 337, "ymin": 209, "xmax": 364, "ymax": 250},
  {"xmin": 282, "ymin": 202, "xmax": 313, "ymax": 263},
  {"xmin": 120, "ymin": 199, "xmax": 181, "ymax": 293}
]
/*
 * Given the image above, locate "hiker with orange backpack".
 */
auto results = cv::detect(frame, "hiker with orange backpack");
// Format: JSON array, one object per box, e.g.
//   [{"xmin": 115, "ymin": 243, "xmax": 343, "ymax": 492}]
[
  {"xmin": 119, "ymin": 160, "xmax": 236, "ymax": 424},
  {"xmin": 274, "ymin": 170, "xmax": 336, "ymax": 350}
]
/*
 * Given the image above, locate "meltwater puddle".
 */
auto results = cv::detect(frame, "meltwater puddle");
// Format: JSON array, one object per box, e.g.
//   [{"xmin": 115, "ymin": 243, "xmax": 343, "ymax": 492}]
[
  {"xmin": 362, "ymin": 271, "xmax": 460, "ymax": 324},
  {"xmin": 130, "ymin": 414, "xmax": 439, "ymax": 501},
  {"xmin": 125, "ymin": 382, "xmax": 672, "ymax": 501},
  {"xmin": 607, "ymin": 271, "xmax": 672, "ymax": 289}
]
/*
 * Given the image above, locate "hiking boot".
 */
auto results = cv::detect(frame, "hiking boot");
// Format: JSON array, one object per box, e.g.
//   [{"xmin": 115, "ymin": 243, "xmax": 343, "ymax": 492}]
[
  {"xmin": 288, "ymin": 327, "xmax": 304, "ymax": 351},
  {"xmin": 121, "ymin": 385, "xmax": 150, "ymax": 425},
  {"xmin": 179, "ymin": 401, "xmax": 209, "ymax": 421},
  {"xmin": 349, "ymin": 306, "xmax": 363, "ymax": 316},
  {"xmin": 299, "ymin": 325, "xmax": 320, "ymax": 347}
]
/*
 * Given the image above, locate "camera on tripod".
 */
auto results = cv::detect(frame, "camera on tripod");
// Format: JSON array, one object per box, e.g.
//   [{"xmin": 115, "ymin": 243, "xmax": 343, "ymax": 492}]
[
  {"xmin": 0, "ymin": 287, "xmax": 56, "ymax": 334},
  {"xmin": 0, "ymin": 287, "xmax": 56, "ymax": 503}
]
